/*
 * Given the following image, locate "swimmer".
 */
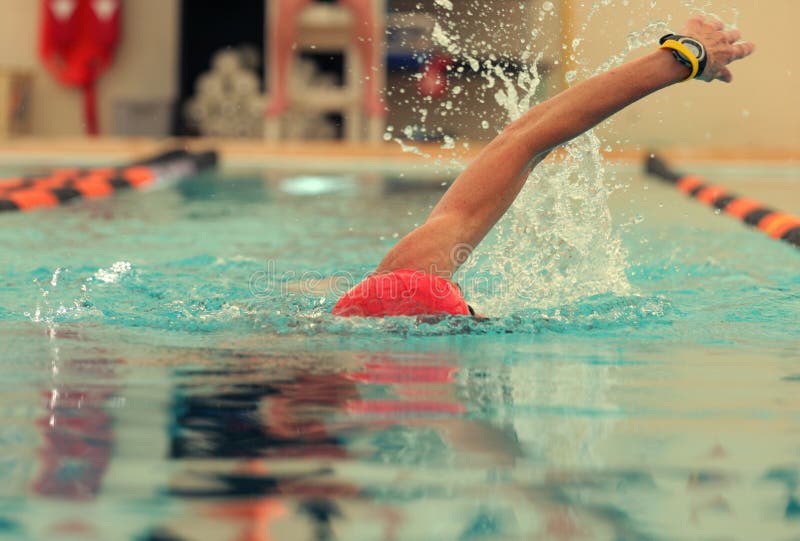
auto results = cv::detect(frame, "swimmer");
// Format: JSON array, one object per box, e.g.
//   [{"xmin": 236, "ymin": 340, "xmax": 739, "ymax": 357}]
[{"xmin": 333, "ymin": 16, "xmax": 755, "ymax": 317}]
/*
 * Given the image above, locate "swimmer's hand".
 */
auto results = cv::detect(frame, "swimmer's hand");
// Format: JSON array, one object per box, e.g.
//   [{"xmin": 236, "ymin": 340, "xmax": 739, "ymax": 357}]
[{"xmin": 681, "ymin": 16, "xmax": 755, "ymax": 83}]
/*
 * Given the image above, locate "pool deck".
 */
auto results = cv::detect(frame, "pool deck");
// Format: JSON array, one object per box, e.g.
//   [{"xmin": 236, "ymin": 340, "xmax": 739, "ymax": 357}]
[
  {"xmin": 1, "ymin": 137, "xmax": 797, "ymax": 226},
  {"xmin": 1, "ymin": 137, "xmax": 798, "ymax": 172}
]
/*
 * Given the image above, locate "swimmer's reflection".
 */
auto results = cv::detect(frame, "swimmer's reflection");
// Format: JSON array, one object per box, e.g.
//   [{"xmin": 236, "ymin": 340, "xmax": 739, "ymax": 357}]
[
  {"xmin": 32, "ymin": 358, "xmax": 120, "ymax": 499},
  {"xmin": 169, "ymin": 351, "xmax": 520, "ymax": 463},
  {"xmin": 166, "ymin": 363, "xmax": 361, "ymax": 539},
  {"xmin": 170, "ymin": 369, "xmax": 357, "ymax": 460},
  {"xmin": 31, "ymin": 356, "xmax": 121, "ymax": 539},
  {"xmin": 157, "ymin": 351, "xmax": 519, "ymax": 541}
]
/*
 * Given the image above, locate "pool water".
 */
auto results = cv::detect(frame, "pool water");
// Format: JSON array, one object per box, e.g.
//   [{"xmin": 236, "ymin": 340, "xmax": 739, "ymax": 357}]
[{"xmin": 0, "ymin": 163, "xmax": 798, "ymax": 540}]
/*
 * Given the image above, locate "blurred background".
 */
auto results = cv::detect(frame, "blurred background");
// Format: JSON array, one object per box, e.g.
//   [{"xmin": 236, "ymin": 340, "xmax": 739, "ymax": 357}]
[{"xmin": 0, "ymin": 0, "xmax": 796, "ymax": 150}]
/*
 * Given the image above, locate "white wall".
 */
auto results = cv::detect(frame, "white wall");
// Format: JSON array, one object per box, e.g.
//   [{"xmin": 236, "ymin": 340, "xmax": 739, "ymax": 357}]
[
  {"xmin": 0, "ymin": 0, "xmax": 179, "ymax": 136},
  {"xmin": 564, "ymin": 0, "xmax": 800, "ymax": 148},
  {"xmin": 0, "ymin": 0, "xmax": 797, "ymax": 148}
]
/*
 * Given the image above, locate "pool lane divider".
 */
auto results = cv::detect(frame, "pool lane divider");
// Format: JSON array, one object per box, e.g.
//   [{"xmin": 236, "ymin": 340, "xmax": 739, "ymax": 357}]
[
  {"xmin": 0, "ymin": 149, "xmax": 218, "ymax": 213},
  {"xmin": 645, "ymin": 154, "xmax": 800, "ymax": 249}
]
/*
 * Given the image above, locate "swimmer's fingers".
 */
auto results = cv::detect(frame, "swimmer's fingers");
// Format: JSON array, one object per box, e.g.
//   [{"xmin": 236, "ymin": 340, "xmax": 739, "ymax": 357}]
[
  {"xmin": 681, "ymin": 15, "xmax": 755, "ymax": 83},
  {"xmin": 713, "ymin": 43, "xmax": 754, "ymax": 83},
  {"xmin": 718, "ymin": 67, "xmax": 733, "ymax": 84},
  {"xmin": 723, "ymin": 28, "xmax": 742, "ymax": 43},
  {"xmin": 730, "ymin": 41, "xmax": 756, "ymax": 61}
]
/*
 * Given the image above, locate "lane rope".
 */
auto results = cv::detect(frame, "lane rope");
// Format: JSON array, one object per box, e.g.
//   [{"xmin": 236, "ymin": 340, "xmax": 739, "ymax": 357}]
[
  {"xmin": 0, "ymin": 149, "xmax": 218, "ymax": 213},
  {"xmin": 645, "ymin": 154, "xmax": 800, "ymax": 249}
]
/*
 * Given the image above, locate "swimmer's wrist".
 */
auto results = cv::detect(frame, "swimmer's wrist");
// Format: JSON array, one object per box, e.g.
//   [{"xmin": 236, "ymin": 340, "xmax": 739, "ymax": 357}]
[
  {"xmin": 659, "ymin": 34, "xmax": 707, "ymax": 81},
  {"xmin": 647, "ymin": 49, "xmax": 694, "ymax": 86}
]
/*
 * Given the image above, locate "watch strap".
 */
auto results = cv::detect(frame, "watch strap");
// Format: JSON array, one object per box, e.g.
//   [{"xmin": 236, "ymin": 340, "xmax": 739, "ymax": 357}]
[{"xmin": 660, "ymin": 38, "xmax": 700, "ymax": 81}]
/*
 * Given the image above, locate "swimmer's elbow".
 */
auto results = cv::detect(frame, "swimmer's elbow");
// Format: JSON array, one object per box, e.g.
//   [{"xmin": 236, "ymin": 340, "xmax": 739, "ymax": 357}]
[{"xmin": 501, "ymin": 110, "xmax": 557, "ymax": 159}]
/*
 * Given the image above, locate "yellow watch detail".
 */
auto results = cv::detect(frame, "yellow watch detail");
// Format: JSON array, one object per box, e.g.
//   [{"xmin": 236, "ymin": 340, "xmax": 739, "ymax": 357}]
[{"xmin": 660, "ymin": 39, "xmax": 700, "ymax": 81}]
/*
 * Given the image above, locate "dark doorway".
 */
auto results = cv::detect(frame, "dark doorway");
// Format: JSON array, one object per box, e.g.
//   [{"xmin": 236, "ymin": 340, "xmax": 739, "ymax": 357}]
[{"xmin": 175, "ymin": 0, "xmax": 266, "ymax": 135}]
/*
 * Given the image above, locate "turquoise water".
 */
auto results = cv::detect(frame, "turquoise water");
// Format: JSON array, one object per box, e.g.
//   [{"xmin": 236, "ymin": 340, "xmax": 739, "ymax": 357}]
[{"xmin": 0, "ymin": 165, "xmax": 798, "ymax": 540}]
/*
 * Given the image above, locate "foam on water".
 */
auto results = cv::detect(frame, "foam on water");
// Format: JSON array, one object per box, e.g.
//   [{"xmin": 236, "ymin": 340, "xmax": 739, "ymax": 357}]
[
  {"xmin": 7, "ymin": 255, "xmax": 671, "ymax": 339},
  {"xmin": 94, "ymin": 261, "xmax": 133, "ymax": 284}
]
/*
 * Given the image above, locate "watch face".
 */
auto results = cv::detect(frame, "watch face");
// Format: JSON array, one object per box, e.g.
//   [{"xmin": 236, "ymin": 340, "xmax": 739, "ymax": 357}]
[{"xmin": 681, "ymin": 39, "xmax": 703, "ymax": 58}]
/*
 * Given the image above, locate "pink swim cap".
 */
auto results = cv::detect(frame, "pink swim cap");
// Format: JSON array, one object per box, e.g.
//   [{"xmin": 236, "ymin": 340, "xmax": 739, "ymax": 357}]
[{"xmin": 332, "ymin": 269, "xmax": 470, "ymax": 317}]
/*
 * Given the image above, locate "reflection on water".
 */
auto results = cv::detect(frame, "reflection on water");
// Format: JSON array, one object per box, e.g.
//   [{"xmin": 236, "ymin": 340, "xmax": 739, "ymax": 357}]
[
  {"xmin": 34, "ymin": 360, "xmax": 118, "ymax": 501},
  {"xmin": 135, "ymin": 348, "xmax": 631, "ymax": 541},
  {"xmin": 1, "ymin": 331, "xmax": 797, "ymax": 540},
  {"xmin": 26, "ymin": 353, "xmax": 148, "ymax": 540},
  {"xmin": 157, "ymin": 352, "xmax": 492, "ymax": 540}
]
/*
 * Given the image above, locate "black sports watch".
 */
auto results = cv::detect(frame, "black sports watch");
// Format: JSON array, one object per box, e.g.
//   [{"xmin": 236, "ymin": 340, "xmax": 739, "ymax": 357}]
[{"xmin": 659, "ymin": 34, "xmax": 708, "ymax": 79}]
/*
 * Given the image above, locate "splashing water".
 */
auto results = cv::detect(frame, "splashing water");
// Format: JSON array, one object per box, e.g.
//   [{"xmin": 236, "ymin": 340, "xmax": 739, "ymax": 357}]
[
  {"xmin": 25, "ymin": 267, "xmax": 97, "ymax": 325},
  {"xmin": 386, "ymin": 0, "xmax": 740, "ymax": 316},
  {"xmin": 94, "ymin": 261, "xmax": 133, "ymax": 284},
  {"xmin": 423, "ymin": 2, "xmax": 632, "ymax": 314},
  {"xmin": 433, "ymin": 0, "xmax": 453, "ymax": 10}
]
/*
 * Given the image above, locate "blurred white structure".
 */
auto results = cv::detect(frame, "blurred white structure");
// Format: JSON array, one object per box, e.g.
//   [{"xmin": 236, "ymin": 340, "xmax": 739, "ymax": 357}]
[
  {"xmin": 185, "ymin": 50, "xmax": 265, "ymax": 138},
  {"xmin": 264, "ymin": 1, "xmax": 386, "ymax": 142}
]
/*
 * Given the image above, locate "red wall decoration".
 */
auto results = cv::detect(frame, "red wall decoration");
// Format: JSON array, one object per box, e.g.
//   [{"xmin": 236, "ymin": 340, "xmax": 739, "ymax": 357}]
[{"xmin": 39, "ymin": 0, "xmax": 122, "ymax": 135}]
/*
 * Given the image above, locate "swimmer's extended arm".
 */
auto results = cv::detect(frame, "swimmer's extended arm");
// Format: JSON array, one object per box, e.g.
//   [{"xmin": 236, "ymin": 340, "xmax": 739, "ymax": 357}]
[{"xmin": 378, "ymin": 17, "xmax": 754, "ymax": 277}]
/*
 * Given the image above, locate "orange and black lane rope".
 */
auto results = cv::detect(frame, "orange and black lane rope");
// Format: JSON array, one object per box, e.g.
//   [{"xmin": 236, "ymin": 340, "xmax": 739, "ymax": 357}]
[
  {"xmin": 0, "ymin": 150, "xmax": 217, "ymax": 213},
  {"xmin": 645, "ymin": 154, "xmax": 800, "ymax": 249}
]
